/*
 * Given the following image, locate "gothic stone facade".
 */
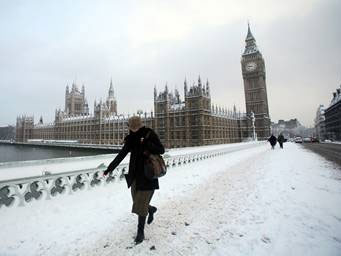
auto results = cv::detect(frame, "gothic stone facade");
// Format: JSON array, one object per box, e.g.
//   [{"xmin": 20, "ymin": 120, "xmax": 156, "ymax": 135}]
[
  {"xmin": 16, "ymin": 116, "xmax": 34, "ymax": 142},
  {"xmin": 16, "ymin": 81, "xmax": 153, "ymax": 145},
  {"xmin": 16, "ymin": 25, "xmax": 270, "ymax": 147},
  {"xmin": 154, "ymin": 78, "xmax": 251, "ymax": 148},
  {"xmin": 324, "ymin": 85, "xmax": 341, "ymax": 141},
  {"xmin": 16, "ymin": 79, "xmax": 251, "ymax": 147},
  {"xmin": 241, "ymin": 24, "xmax": 271, "ymax": 140}
]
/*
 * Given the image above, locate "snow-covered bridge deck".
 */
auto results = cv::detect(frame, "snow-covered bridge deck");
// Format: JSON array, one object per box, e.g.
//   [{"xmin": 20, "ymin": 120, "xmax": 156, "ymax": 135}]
[{"xmin": 1, "ymin": 142, "xmax": 341, "ymax": 255}]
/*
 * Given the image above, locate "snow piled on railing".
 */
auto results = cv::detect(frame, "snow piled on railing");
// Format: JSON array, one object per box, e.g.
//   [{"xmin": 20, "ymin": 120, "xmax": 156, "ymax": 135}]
[{"xmin": 0, "ymin": 141, "xmax": 261, "ymax": 181}]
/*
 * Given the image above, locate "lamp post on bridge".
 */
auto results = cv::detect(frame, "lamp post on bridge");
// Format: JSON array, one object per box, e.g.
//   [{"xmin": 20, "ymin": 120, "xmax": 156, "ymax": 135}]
[{"xmin": 251, "ymin": 111, "xmax": 257, "ymax": 141}]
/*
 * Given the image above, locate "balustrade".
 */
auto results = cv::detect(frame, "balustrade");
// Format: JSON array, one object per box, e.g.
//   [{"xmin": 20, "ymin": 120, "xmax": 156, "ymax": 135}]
[{"xmin": 0, "ymin": 146, "xmax": 245, "ymax": 208}]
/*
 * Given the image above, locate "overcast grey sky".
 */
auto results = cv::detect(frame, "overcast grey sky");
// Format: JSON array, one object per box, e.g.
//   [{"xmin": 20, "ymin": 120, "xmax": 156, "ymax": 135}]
[{"xmin": 0, "ymin": 0, "xmax": 340, "ymax": 127}]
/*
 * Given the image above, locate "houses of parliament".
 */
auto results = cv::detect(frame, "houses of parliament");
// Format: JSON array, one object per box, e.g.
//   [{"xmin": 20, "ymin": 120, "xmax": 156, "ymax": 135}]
[{"xmin": 16, "ymin": 25, "xmax": 271, "ymax": 148}]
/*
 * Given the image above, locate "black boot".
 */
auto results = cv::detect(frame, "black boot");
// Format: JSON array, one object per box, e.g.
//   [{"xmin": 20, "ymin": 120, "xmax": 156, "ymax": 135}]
[
  {"xmin": 135, "ymin": 216, "xmax": 146, "ymax": 244},
  {"xmin": 147, "ymin": 206, "xmax": 157, "ymax": 225}
]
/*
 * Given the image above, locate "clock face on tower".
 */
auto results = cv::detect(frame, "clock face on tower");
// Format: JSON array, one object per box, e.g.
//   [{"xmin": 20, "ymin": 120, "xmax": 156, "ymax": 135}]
[{"xmin": 245, "ymin": 61, "xmax": 257, "ymax": 72}]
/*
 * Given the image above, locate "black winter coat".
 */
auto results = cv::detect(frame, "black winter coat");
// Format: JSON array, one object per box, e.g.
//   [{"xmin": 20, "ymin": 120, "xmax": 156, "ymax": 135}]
[
  {"xmin": 268, "ymin": 135, "xmax": 277, "ymax": 146},
  {"xmin": 277, "ymin": 134, "xmax": 285, "ymax": 143},
  {"xmin": 106, "ymin": 126, "xmax": 165, "ymax": 191}
]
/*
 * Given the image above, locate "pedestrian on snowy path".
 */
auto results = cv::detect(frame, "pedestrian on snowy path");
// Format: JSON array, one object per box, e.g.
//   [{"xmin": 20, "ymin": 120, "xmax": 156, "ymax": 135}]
[
  {"xmin": 268, "ymin": 134, "xmax": 277, "ymax": 149},
  {"xmin": 103, "ymin": 116, "xmax": 165, "ymax": 244},
  {"xmin": 277, "ymin": 133, "xmax": 285, "ymax": 149}
]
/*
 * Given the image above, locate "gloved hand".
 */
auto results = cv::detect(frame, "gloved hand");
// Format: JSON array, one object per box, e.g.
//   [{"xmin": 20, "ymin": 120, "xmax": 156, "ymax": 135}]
[{"xmin": 103, "ymin": 169, "xmax": 111, "ymax": 176}]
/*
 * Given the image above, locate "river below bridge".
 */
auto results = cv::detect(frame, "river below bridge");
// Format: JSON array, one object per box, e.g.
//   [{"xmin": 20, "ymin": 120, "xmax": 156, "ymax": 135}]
[{"xmin": 0, "ymin": 144, "xmax": 113, "ymax": 163}]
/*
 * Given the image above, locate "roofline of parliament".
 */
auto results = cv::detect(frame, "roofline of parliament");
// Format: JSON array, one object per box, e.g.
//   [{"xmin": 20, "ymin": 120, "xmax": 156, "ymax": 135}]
[{"xmin": 16, "ymin": 24, "xmax": 271, "ymax": 147}]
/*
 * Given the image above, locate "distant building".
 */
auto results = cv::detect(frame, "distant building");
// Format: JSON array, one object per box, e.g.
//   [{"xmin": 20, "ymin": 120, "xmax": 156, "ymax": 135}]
[
  {"xmin": 65, "ymin": 83, "xmax": 89, "ymax": 116},
  {"xmin": 271, "ymin": 118, "xmax": 303, "ymax": 138},
  {"xmin": 16, "ymin": 24, "xmax": 271, "ymax": 147},
  {"xmin": 16, "ymin": 116, "xmax": 34, "ymax": 142},
  {"xmin": 16, "ymin": 79, "xmax": 152, "ymax": 144},
  {"xmin": 324, "ymin": 84, "xmax": 341, "ymax": 141},
  {"xmin": 314, "ymin": 105, "xmax": 326, "ymax": 141},
  {"xmin": 16, "ymin": 78, "xmax": 252, "ymax": 147},
  {"xmin": 154, "ymin": 78, "xmax": 251, "ymax": 148},
  {"xmin": 0, "ymin": 125, "xmax": 15, "ymax": 140},
  {"xmin": 278, "ymin": 119, "xmax": 302, "ymax": 130}
]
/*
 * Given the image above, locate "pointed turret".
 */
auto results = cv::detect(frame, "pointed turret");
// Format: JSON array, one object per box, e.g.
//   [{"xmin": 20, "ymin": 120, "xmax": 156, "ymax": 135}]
[
  {"xmin": 106, "ymin": 78, "xmax": 117, "ymax": 114},
  {"xmin": 245, "ymin": 22, "xmax": 255, "ymax": 42},
  {"xmin": 206, "ymin": 79, "xmax": 210, "ymax": 95},
  {"xmin": 84, "ymin": 99, "xmax": 89, "ymax": 115},
  {"xmin": 81, "ymin": 85, "xmax": 85, "ymax": 100},
  {"xmin": 165, "ymin": 83, "xmax": 169, "ymax": 93},
  {"xmin": 243, "ymin": 22, "xmax": 260, "ymax": 56},
  {"xmin": 184, "ymin": 78, "xmax": 188, "ymax": 96},
  {"xmin": 108, "ymin": 78, "xmax": 114, "ymax": 98},
  {"xmin": 154, "ymin": 86, "xmax": 157, "ymax": 99}
]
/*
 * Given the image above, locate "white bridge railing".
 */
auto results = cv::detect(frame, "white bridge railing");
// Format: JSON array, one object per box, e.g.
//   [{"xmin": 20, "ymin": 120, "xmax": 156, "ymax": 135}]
[{"xmin": 0, "ymin": 143, "xmax": 259, "ymax": 208}]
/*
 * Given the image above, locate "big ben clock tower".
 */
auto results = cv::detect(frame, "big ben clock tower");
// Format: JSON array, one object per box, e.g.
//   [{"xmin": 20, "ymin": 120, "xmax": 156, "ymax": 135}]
[{"xmin": 241, "ymin": 24, "xmax": 271, "ymax": 140}]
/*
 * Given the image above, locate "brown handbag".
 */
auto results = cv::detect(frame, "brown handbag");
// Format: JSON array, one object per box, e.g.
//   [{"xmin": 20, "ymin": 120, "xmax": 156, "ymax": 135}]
[{"xmin": 143, "ymin": 131, "xmax": 167, "ymax": 179}]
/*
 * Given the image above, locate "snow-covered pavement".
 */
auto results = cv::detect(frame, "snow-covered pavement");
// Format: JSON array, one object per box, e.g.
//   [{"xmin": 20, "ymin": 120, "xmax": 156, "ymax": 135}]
[{"xmin": 1, "ymin": 142, "xmax": 341, "ymax": 256}]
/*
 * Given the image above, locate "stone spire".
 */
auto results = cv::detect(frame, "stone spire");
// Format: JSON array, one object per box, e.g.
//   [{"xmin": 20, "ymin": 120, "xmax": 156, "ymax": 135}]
[
  {"xmin": 82, "ymin": 85, "xmax": 85, "ymax": 100},
  {"xmin": 106, "ymin": 79, "xmax": 117, "ymax": 115},
  {"xmin": 206, "ymin": 79, "xmax": 210, "ymax": 95},
  {"xmin": 154, "ymin": 85, "xmax": 157, "ymax": 99},
  {"xmin": 108, "ymin": 78, "xmax": 114, "ymax": 98},
  {"xmin": 72, "ymin": 82, "xmax": 78, "ymax": 92},
  {"xmin": 165, "ymin": 83, "xmax": 169, "ymax": 93},
  {"xmin": 246, "ymin": 22, "xmax": 255, "ymax": 41},
  {"xmin": 243, "ymin": 22, "xmax": 260, "ymax": 56}
]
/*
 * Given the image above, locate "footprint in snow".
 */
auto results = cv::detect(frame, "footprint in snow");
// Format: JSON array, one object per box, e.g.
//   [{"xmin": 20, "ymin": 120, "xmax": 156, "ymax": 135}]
[
  {"xmin": 333, "ymin": 237, "xmax": 341, "ymax": 244},
  {"xmin": 333, "ymin": 215, "xmax": 341, "ymax": 222},
  {"xmin": 261, "ymin": 236, "xmax": 271, "ymax": 244}
]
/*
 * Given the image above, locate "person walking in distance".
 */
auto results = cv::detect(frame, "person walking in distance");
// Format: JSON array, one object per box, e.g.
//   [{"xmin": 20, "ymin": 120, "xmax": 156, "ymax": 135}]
[
  {"xmin": 103, "ymin": 116, "xmax": 165, "ymax": 244},
  {"xmin": 268, "ymin": 134, "xmax": 277, "ymax": 150},
  {"xmin": 277, "ymin": 133, "xmax": 285, "ymax": 149}
]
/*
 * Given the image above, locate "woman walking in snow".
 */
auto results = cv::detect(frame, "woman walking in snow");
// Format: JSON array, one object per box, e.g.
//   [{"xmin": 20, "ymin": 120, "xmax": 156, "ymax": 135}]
[
  {"xmin": 103, "ymin": 116, "xmax": 165, "ymax": 244},
  {"xmin": 277, "ymin": 133, "xmax": 285, "ymax": 149},
  {"xmin": 268, "ymin": 134, "xmax": 277, "ymax": 149}
]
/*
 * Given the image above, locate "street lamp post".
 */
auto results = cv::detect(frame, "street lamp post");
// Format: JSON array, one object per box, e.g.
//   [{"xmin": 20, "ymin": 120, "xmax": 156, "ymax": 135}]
[{"xmin": 251, "ymin": 111, "xmax": 257, "ymax": 141}]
